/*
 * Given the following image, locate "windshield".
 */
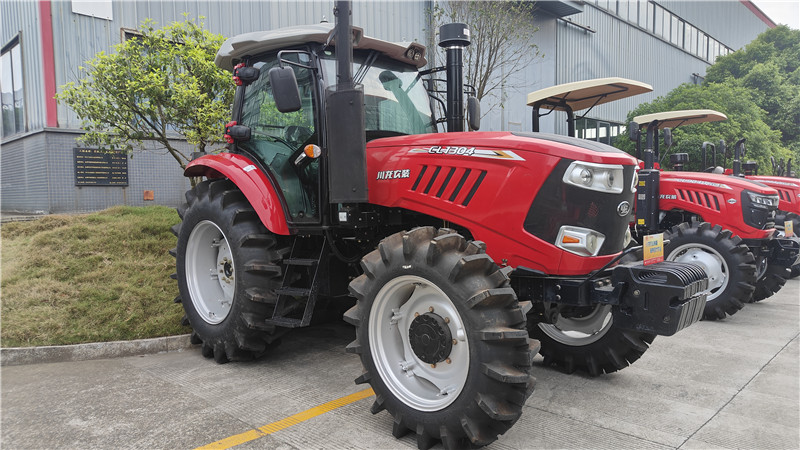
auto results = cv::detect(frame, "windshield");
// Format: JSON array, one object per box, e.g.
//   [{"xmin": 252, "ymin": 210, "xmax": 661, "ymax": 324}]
[{"xmin": 320, "ymin": 51, "xmax": 435, "ymax": 136}]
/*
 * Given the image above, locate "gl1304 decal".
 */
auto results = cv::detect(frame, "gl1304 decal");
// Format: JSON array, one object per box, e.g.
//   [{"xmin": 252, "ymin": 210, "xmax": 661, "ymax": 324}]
[{"xmin": 410, "ymin": 146, "xmax": 524, "ymax": 161}]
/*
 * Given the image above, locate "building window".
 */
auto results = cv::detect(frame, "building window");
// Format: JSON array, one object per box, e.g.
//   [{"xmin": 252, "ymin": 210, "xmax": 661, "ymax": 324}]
[
  {"xmin": 1, "ymin": 36, "xmax": 25, "ymax": 138},
  {"xmin": 594, "ymin": 1, "xmax": 733, "ymax": 64},
  {"xmin": 576, "ymin": 118, "xmax": 626, "ymax": 146}
]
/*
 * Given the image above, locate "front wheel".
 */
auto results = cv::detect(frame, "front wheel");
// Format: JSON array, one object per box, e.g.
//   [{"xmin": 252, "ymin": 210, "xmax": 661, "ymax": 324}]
[
  {"xmin": 344, "ymin": 227, "xmax": 537, "ymax": 449},
  {"xmin": 528, "ymin": 305, "xmax": 656, "ymax": 376},
  {"xmin": 663, "ymin": 222, "xmax": 756, "ymax": 320}
]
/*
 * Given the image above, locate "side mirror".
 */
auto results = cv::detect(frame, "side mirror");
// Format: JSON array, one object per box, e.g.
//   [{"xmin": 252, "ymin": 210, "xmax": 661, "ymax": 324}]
[
  {"xmin": 628, "ymin": 121, "xmax": 640, "ymax": 142},
  {"xmin": 467, "ymin": 96, "xmax": 480, "ymax": 131},
  {"xmin": 718, "ymin": 139, "xmax": 726, "ymax": 155},
  {"xmin": 268, "ymin": 67, "xmax": 302, "ymax": 113},
  {"xmin": 663, "ymin": 127, "xmax": 673, "ymax": 149}
]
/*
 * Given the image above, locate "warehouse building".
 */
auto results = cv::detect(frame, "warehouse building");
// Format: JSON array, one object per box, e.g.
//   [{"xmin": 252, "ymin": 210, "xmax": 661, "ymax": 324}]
[{"xmin": 1, "ymin": 1, "xmax": 775, "ymax": 213}]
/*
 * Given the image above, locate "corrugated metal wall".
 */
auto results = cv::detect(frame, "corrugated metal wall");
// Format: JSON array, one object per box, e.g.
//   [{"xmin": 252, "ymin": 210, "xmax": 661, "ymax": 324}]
[
  {"xmin": 549, "ymin": 1, "xmax": 770, "ymax": 135},
  {"xmin": 658, "ymin": 0, "xmax": 771, "ymax": 50},
  {"xmin": 50, "ymin": 0, "xmax": 430, "ymax": 130},
  {"xmin": 1, "ymin": 0, "xmax": 46, "ymax": 134}
]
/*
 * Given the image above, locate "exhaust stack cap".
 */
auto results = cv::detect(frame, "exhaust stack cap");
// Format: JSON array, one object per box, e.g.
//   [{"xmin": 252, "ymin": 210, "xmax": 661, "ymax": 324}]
[{"xmin": 439, "ymin": 23, "xmax": 470, "ymax": 48}]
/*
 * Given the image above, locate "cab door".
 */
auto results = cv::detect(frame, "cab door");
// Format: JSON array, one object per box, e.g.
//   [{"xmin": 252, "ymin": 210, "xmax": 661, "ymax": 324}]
[{"xmin": 236, "ymin": 51, "xmax": 321, "ymax": 224}]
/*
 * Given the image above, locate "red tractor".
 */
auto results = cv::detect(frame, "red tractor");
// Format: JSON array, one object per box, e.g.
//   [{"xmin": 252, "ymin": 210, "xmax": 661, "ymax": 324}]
[
  {"xmin": 631, "ymin": 110, "xmax": 798, "ymax": 313},
  {"xmin": 528, "ymin": 84, "xmax": 796, "ymax": 319},
  {"xmin": 704, "ymin": 141, "xmax": 800, "ymax": 278},
  {"xmin": 172, "ymin": 5, "xmax": 707, "ymax": 448}
]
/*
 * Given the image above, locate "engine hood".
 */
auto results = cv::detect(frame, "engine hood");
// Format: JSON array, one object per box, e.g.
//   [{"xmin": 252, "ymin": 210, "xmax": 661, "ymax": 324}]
[
  {"xmin": 366, "ymin": 131, "xmax": 638, "ymax": 166},
  {"xmin": 661, "ymin": 171, "xmax": 778, "ymax": 195}
]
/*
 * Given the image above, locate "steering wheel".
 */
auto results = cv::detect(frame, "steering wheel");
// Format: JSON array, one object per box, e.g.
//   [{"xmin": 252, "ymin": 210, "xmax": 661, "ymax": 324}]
[
  {"xmin": 252, "ymin": 128, "xmax": 294, "ymax": 151},
  {"xmin": 284, "ymin": 125, "xmax": 313, "ymax": 145}
]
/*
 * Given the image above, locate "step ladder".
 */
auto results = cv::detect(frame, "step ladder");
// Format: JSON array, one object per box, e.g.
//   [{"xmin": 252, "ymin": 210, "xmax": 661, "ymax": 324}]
[{"xmin": 263, "ymin": 237, "xmax": 326, "ymax": 328}]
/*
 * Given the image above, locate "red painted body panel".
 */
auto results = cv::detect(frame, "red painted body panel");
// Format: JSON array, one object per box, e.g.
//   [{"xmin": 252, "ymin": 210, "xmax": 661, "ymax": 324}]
[
  {"xmin": 658, "ymin": 172, "xmax": 776, "ymax": 239},
  {"xmin": 366, "ymin": 131, "xmax": 638, "ymax": 275},
  {"xmin": 745, "ymin": 176, "xmax": 800, "ymax": 215},
  {"xmin": 185, "ymin": 153, "xmax": 290, "ymax": 235}
]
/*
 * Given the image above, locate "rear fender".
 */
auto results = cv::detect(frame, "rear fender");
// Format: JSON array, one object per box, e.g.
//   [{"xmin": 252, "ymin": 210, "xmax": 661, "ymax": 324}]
[{"xmin": 184, "ymin": 153, "xmax": 290, "ymax": 235}]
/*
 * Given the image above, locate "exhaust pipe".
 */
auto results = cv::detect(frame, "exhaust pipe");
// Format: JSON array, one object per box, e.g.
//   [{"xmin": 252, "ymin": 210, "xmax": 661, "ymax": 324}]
[{"xmin": 439, "ymin": 23, "xmax": 470, "ymax": 132}]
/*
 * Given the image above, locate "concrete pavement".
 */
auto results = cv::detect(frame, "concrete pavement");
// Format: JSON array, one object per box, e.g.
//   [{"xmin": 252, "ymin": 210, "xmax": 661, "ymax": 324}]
[{"xmin": 2, "ymin": 278, "xmax": 798, "ymax": 449}]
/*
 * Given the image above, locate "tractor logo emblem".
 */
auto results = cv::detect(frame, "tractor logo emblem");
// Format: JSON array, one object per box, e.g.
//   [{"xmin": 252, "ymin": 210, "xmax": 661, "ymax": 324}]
[
  {"xmin": 377, "ymin": 169, "xmax": 411, "ymax": 180},
  {"xmin": 617, "ymin": 201, "xmax": 631, "ymax": 217},
  {"xmin": 727, "ymin": 198, "xmax": 737, "ymax": 204}
]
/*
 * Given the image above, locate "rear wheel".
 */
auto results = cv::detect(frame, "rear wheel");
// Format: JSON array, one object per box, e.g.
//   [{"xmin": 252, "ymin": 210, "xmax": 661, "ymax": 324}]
[
  {"xmin": 172, "ymin": 179, "xmax": 289, "ymax": 363},
  {"xmin": 663, "ymin": 222, "xmax": 756, "ymax": 320},
  {"xmin": 344, "ymin": 227, "xmax": 537, "ymax": 449},
  {"xmin": 528, "ymin": 305, "xmax": 656, "ymax": 376},
  {"xmin": 751, "ymin": 260, "xmax": 790, "ymax": 302}
]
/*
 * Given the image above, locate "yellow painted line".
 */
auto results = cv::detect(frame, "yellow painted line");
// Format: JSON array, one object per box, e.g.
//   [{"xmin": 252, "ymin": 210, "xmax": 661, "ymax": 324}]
[{"xmin": 195, "ymin": 388, "xmax": 375, "ymax": 450}]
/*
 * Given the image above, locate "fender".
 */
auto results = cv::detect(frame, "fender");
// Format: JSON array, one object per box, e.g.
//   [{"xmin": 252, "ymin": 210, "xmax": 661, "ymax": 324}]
[{"xmin": 184, "ymin": 153, "xmax": 290, "ymax": 235}]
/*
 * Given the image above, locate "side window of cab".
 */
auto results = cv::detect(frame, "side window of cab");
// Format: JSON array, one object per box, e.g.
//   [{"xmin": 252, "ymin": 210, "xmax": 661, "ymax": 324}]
[{"xmin": 238, "ymin": 53, "xmax": 319, "ymax": 223}]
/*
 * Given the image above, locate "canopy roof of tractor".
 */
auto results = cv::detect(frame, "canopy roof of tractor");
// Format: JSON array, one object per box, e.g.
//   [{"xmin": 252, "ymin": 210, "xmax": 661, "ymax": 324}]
[
  {"xmin": 633, "ymin": 109, "xmax": 728, "ymax": 129},
  {"xmin": 526, "ymin": 77, "xmax": 653, "ymax": 112},
  {"xmin": 215, "ymin": 23, "xmax": 427, "ymax": 71}
]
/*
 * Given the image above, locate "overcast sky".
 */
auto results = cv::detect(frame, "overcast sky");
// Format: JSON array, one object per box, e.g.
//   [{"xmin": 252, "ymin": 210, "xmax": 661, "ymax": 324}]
[{"xmin": 752, "ymin": 0, "xmax": 800, "ymax": 29}]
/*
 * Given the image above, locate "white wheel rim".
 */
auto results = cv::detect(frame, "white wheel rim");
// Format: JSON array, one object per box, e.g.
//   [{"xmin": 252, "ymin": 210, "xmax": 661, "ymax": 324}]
[
  {"xmin": 538, "ymin": 305, "xmax": 613, "ymax": 346},
  {"xmin": 185, "ymin": 220, "xmax": 235, "ymax": 325},
  {"xmin": 368, "ymin": 275, "xmax": 469, "ymax": 412},
  {"xmin": 667, "ymin": 243, "xmax": 728, "ymax": 302}
]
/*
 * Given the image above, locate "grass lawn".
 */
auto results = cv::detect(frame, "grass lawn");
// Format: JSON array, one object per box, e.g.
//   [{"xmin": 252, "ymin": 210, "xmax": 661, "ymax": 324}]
[{"xmin": 1, "ymin": 206, "xmax": 190, "ymax": 347}]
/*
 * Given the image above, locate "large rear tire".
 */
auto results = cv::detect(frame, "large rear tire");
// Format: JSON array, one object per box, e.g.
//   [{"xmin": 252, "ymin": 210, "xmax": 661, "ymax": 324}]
[
  {"xmin": 172, "ymin": 179, "xmax": 289, "ymax": 363},
  {"xmin": 344, "ymin": 227, "xmax": 537, "ymax": 449},
  {"xmin": 528, "ymin": 306, "xmax": 656, "ymax": 376},
  {"xmin": 663, "ymin": 222, "xmax": 756, "ymax": 320}
]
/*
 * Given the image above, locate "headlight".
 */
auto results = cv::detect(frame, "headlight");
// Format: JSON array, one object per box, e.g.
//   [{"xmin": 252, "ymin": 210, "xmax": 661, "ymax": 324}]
[
  {"xmin": 631, "ymin": 169, "xmax": 639, "ymax": 194},
  {"xmin": 746, "ymin": 192, "xmax": 780, "ymax": 208},
  {"xmin": 562, "ymin": 161, "xmax": 625, "ymax": 194}
]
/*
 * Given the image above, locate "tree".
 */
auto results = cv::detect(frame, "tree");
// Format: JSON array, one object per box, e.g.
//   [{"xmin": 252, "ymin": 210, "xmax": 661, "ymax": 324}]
[
  {"xmin": 429, "ymin": 1, "xmax": 542, "ymax": 117},
  {"xmin": 615, "ymin": 82, "xmax": 789, "ymax": 173},
  {"xmin": 57, "ymin": 17, "xmax": 234, "ymax": 177},
  {"xmin": 705, "ymin": 25, "xmax": 800, "ymax": 157}
]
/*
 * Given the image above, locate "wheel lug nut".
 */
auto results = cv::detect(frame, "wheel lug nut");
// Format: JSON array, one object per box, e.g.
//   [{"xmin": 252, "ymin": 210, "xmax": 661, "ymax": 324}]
[
  {"xmin": 414, "ymin": 312, "xmax": 420, "ymax": 317},
  {"xmin": 444, "ymin": 317, "xmax": 450, "ymax": 324},
  {"xmin": 430, "ymin": 363, "xmax": 436, "ymax": 368},
  {"xmin": 452, "ymin": 339, "xmax": 457, "ymax": 345},
  {"xmin": 429, "ymin": 306, "xmax": 434, "ymax": 313},
  {"xmin": 446, "ymin": 358, "xmax": 451, "ymax": 364}
]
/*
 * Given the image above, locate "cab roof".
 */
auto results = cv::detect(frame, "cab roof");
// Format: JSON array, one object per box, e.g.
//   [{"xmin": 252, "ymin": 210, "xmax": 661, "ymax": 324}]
[
  {"xmin": 526, "ymin": 77, "xmax": 653, "ymax": 111},
  {"xmin": 215, "ymin": 23, "xmax": 427, "ymax": 71},
  {"xmin": 634, "ymin": 109, "xmax": 728, "ymax": 129}
]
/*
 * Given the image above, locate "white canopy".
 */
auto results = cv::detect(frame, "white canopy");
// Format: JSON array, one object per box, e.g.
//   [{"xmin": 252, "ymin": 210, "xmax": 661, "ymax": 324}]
[
  {"xmin": 526, "ymin": 77, "xmax": 653, "ymax": 111},
  {"xmin": 633, "ymin": 109, "xmax": 728, "ymax": 128}
]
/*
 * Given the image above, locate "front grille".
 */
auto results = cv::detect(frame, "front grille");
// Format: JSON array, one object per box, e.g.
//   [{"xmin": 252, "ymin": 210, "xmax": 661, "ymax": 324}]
[
  {"xmin": 524, "ymin": 159, "xmax": 635, "ymax": 256},
  {"xmin": 740, "ymin": 190, "xmax": 778, "ymax": 230},
  {"xmin": 411, "ymin": 165, "xmax": 486, "ymax": 206}
]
